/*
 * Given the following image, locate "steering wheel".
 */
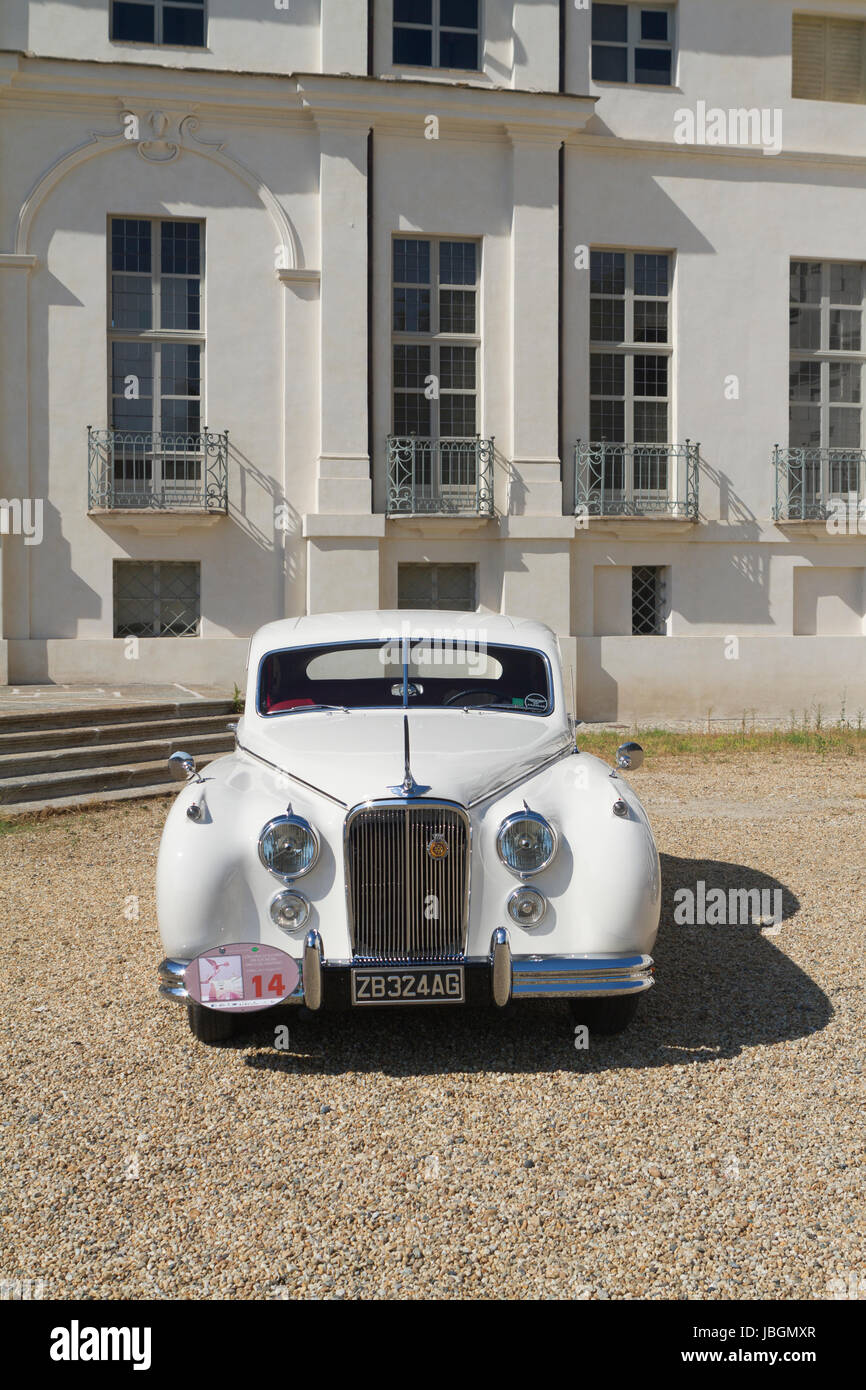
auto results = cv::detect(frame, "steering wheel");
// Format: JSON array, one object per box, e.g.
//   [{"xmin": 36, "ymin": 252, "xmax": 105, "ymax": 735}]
[{"xmin": 443, "ymin": 689, "xmax": 501, "ymax": 707}]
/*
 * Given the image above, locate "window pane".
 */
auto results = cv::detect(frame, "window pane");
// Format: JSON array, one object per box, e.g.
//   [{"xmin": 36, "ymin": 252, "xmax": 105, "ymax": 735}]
[
  {"xmin": 634, "ymin": 400, "xmax": 668, "ymax": 442},
  {"xmin": 439, "ymin": 31, "xmax": 478, "ymax": 69},
  {"xmin": 634, "ymin": 299, "xmax": 668, "ymax": 343},
  {"xmin": 161, "ymin": 398, "xmax": 201, "ymax": 433},
  {"xmin": 112, "ymin": 2, "xmax": 156, "ymax": 43},
  {"xmin": 635, "ymin": 48, "xmax": 671, "ymax": 84},
  {"xmin": 161, "ymin": 222, "xmax": 200, "ymax": 275},
  {"xmin": 440, "ymin": 241, "xmax": 476, "ymax": 286},
  {"xmin": 830, "ymin": 309, "xmax": 861, "ymax": 351},
  {"xmin": 592, "ymin": 44, "xmax": 628, "ymax": 81},
  {"xmin": 789, "ymin": 362, "xmax": 821, "ymax": 400},
  {"xmin": 641, "ymin": 9, "xmax": 669, "ymax": 41},
  {"xmin": 394, "ymin": 0, "xmax": 432, "ymax": 21},
  {"xmin": 158, "ymin": 563, "xmax": 200, "ymax": 637},
  {"xmin": 393, "ymin": 344, "xmax": 431, "ymax": 388},
  {"xmin": 160, "ymin": 278, "xmax": 200, "ymax": 331},
  {"xmin": 393, "ymin": 239, "xmax": 430, "ymax": 285},
  {"xmin": 829, "ymin": 408, "xmax": 861, "ymax": 448},
  {"xmin": 590, "ymin": 353, "xmax": 625, "ymax": 397},
  {"xmin": 590, "ymin": 399, "xmax": 625, "ymax": 440},
  {"xmin": 112, "ymin": 219, "xmax": 151, "ymax": 273},
  {"xmin": 393, "ymin": 394, "xmax": 431, "ymax": 435},
  {"xmin": 439, "ymin": 289, "xmax": 476, "ymax": 334},
  {"xmin": 393, "ymin": 287, "xmax": 431, "ymax": 333},
  {"xmin": 830, "ymin": 263, "xmax": 863, "ymax": 305},
  {"xmin": 439, "ymin": 346, "xmax": 476, "ymax": 390},
  {"xmin": 592, "ymin": 4, "xmax": 628, "ymax": 42},
  {"xmin": 790, "ymin": 306, "xmax": 820, "ymax": 350},
  {"xmin": 161, "ymin": 343, "xmax": 201, "ymax": 398},
  {"xmin": 789, "ymin": 405, "xmax": 821, "ymax": 447},
  {"xmin": 590, "ymin": 251, "xmax": 625, "ymax": 295},
  {"xmin": 634, "ymin": 355, "xmax": 668, "ymax": 397},
  {"xmin": 112, "ymin": 341, "xmax": 153, "ymax": 402},
  {"xmin": 394, "ymin": 27, "xmax": 433, "ymax": 65},
  {"xmin": 441, "ymin": 0, "xmax": 476, "ymax": 26},
  {"xmin": 111, "ymin": 274, "xmax": 152, "ymax": 330},
  {"xmin": 162, "ymin": 6, "xmax": 205, "ymax": 46},
  {"xmin": 829, "ymin": 361, "xmax": 861, "ymax": 402},
  {"xmin": 590, "ymin": 297, "xmax": 625, "ymax": 341},
  {"xmin": 634, "ymin": 253, "xmax": 669, "ymax": 297},
  {"xmin": 111, "ymin": 395, "xmax": 154, "ymax": 433},
  {"xmin": 440, "ymin": 395, "xmax": 476, "ymax": 435},
  {"xmin": 790, "ymin": 261, "xmax": 822, "ymax": 304}
]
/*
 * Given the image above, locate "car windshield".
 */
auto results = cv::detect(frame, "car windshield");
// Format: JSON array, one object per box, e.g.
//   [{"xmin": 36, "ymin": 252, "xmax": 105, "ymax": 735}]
[{"xmin": 258, "ymin": 640, "xmax": 552, "ymax": 715}]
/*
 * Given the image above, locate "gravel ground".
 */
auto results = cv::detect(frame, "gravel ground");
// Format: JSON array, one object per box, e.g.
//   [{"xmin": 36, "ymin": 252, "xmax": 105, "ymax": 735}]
[{"xmin": 1, "ymin": 752, "xmax": 864, "ymax": 1301}]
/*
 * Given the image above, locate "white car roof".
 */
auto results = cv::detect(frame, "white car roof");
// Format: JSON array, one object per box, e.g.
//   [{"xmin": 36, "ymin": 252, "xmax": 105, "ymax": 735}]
[{"xmin": 247, "ymin": 611, "xmax": 560, "ymax": 669}]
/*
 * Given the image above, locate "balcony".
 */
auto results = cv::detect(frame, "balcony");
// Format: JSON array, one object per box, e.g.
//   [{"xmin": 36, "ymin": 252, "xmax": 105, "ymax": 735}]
[
  {"xmin": 575, "ymin": 441, "xmax": 700, "ymax": 525},
  {"xmin": 772, "ymin": 446, "xmax": 865, "ymax": 524},
  {"xmin": 87, "ymin": 428, "xmax": 229, "ymax": 517},
  {"xmin": 387, "ymin": 435, "xmax": 495, "ymax": 517}
]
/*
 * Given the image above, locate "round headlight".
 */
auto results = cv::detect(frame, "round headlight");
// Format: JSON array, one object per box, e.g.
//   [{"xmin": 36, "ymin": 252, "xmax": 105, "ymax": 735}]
[
  {"xmin": 259, "ymin": 815, "xmax": 319, "ymax": 880},
  {"xmin": 497, "ymin": 811, "xmax": 557, "ymax": 876},
  {"xmin": 270, "ymin": 889, "xmax": 311, "ymax": 933},
  {"xmin": 506, "ymin": 886, "xmax": 547, "ymax": 927}
]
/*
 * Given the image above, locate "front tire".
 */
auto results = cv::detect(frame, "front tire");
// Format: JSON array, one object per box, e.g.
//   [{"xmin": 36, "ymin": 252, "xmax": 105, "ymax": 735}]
[
  {"xmin": 186, "ymin": 1002, "xmax": 240, "ymax": 1044},
  {"xmin": 569, "ymin": 993, "xmax": 641, "ymax": 1035}
]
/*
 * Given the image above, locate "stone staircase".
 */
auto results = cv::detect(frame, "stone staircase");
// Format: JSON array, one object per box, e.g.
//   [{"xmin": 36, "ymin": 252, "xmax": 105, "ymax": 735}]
[{"xmin": 0, "ymin": 699, "xmax": 238, "ymax": 815}]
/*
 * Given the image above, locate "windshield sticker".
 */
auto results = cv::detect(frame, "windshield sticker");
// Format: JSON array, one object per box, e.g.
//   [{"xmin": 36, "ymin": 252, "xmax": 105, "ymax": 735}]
[{"xmin": 524, "ymin": 693, "xmax": 548, "ymax": 713}]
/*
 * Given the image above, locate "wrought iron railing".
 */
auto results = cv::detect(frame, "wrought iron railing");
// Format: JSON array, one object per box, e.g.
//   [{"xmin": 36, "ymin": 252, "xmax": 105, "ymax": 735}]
[
  {"xmin": 387, "ymin": 435, "xmax": 495, "ymax": 516},
  {"xmin": 772, "ymin": 446, "xmax": 866, "ymax": 521},
  {"xmin": 87, "ymin": 428, "xmax": 229, "ymax": 512},
  {"xmin": 574, "ymin": 440, "xmax": 699, "ymax": 519}
]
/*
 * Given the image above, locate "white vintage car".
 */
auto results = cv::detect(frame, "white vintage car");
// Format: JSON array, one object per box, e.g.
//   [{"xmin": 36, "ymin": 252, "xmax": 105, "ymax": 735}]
[{"xmin": 157, "ymin": 611, "xmax": 660, "ymax": 1043}]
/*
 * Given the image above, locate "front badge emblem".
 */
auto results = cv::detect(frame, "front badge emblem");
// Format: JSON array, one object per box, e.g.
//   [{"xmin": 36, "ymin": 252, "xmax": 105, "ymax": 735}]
[{"xmin": 427, "ymin": 836, "xmax": 449, "ymax": 861}]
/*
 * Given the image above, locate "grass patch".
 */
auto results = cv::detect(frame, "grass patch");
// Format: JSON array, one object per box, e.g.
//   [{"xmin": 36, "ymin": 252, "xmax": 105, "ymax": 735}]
[{"xmin": 577, "ymin": 726, "xmax": 866, "ymax": 761}]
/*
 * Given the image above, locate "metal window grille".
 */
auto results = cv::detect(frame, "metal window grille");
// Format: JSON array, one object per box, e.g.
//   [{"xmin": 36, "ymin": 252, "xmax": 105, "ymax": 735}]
[
  {"xmin": 632, "ymin": 565, "xmax": 665, "ymax": 635},
  {"xmin": 397, "ymin": 563, "xmax": 476, "ymax": 611},
  {"xmin": 114, "ymin": 561, "xmax": 201, "ymax": 637}
]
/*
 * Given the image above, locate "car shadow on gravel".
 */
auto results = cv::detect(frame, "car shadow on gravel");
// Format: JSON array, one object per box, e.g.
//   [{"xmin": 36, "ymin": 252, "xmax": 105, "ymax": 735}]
[{"xmin": 239, "ymin": 854, "xmax": 831, "ymax": 1077}]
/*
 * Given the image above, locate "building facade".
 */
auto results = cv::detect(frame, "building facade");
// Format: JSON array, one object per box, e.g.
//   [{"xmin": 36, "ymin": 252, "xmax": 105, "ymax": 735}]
[{"xmin": 1, "ymin": 0, "xmax": 865, "ymax": 720}]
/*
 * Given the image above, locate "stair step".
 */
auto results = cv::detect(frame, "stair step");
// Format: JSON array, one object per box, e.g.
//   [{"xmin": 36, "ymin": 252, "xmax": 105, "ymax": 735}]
[
  {"xmin": 0, "ymin": 713, "xmax": 237, "ymax": 755},
  {"xmin": 0, "ymin": 698, "xmax": 237, "ymax": 735},
  {"xmin": 0, "ymin": 752, "xmax": 227, "ymax": 805},
  {"xmin": 0, "ymin": 731, "xmax": 235, "ymax": 778},
  {"xmin": 0, "ymin": 783, "xmax": 180, "ymax": 818}
]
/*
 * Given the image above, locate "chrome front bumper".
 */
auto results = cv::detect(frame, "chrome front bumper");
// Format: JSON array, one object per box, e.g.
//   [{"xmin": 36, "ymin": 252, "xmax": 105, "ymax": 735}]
[
  {"xmin": 159, "ymin": 931, "xmax": 653, "ymax": 1009},
  {"xmin": 490, "ymin": 928, "xmax": 654, "ymax": 1005}
]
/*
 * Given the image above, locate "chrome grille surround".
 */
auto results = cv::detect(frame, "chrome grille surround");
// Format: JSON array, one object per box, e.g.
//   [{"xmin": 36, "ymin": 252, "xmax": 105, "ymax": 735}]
[{"xmin": 344, "ymin": 799, "xmax": 471, "ymax": 962}]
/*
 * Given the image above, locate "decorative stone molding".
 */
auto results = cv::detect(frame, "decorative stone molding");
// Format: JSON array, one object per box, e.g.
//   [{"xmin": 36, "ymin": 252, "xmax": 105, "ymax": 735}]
[
  {"xmin": 0, "ymin": 254, "xmax": 39, "ymax": 272},
  {"xmin": 14, "ymin": 112, "xmax": 308, "ymax": 279}
]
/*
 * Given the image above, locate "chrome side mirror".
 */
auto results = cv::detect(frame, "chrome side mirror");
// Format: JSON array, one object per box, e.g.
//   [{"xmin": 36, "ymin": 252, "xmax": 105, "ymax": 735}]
[
  {"xmin": 168, "ymin": 750, "xmax": 200, "ymax": 783},
  {"xmin": 616, "ymin": 741, "xmax": 644, "ymax": 771}
]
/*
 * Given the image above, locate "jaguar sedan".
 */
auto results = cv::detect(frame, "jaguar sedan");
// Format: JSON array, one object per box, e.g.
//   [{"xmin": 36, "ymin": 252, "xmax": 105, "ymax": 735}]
[{"xmin": 157, "ymin": 611, "xmax": 660, "ymax": 1043}]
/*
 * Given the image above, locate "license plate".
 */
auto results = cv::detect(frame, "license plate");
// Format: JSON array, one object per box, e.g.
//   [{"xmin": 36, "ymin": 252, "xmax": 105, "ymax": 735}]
[{"xmin": 351, "ymin": 965, "xmax": 465, "ymax": 1006}]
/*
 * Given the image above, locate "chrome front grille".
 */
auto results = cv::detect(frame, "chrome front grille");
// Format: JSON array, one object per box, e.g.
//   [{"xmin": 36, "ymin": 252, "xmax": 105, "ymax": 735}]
[{"xmin": 345, "ymin": 801, "xmax": 470, "ymax": 961}]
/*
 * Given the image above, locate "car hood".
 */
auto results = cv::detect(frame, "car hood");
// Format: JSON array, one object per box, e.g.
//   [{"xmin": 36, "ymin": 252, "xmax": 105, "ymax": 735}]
[{"xmin": 237, "ymin": 708, "xmax": 574, "ymax": 808}]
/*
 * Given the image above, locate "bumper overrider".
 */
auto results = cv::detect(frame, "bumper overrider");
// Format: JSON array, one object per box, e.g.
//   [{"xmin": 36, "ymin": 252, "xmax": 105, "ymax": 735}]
[{"xmin": 159, "ymin": 929, "xmax": 654, "ymax": 1009}]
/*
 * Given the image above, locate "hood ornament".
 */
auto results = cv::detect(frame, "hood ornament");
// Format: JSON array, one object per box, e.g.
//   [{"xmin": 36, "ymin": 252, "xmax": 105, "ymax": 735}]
[{"xmin": 388, "ymin": 715, "xmax": 430, "ymax": 798}]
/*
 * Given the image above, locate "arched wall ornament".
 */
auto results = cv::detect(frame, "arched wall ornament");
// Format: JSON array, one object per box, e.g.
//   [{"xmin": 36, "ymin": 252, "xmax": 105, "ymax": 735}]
[{"xmin": 14, "ymin": 112, "xmax": 309, "ymax": 279}]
